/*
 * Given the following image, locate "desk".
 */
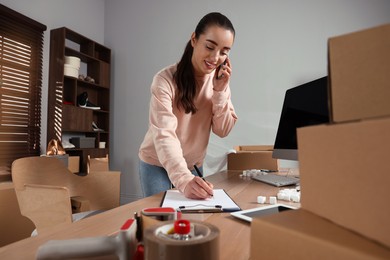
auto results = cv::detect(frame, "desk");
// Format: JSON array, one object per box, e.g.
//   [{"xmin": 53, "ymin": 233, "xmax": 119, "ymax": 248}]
[{"xmin": 0, "ymin": 170, "xmax": 300, "ymax": 259}]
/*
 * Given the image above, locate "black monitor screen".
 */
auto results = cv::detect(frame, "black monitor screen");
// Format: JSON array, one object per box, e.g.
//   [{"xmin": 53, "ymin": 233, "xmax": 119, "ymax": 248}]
[{"xmin": 272, "ymin": 76, "xmax": 330, "ymax": 161}]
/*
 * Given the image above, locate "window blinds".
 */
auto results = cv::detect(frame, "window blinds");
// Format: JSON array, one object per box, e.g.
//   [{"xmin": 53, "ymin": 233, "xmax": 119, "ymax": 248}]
[{"xmin": 0, "ymin": 4, "xmax": 46, "ymax": 174}]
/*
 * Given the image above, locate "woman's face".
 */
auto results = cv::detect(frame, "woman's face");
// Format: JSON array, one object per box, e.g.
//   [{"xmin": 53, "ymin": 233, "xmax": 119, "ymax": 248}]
[{"xmin": 191, "ymin": 25, "xmax": 234, "ymax": 77}]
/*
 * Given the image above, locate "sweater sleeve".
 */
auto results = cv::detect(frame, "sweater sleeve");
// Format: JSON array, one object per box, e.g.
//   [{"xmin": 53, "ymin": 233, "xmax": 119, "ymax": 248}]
[
  {"xmin": 149, "ymin": 75, "xmax": 194, "ymax": 192},
  {"xmin": 211, "ymin": 86, "xmax": 238, "ymax": 137}
]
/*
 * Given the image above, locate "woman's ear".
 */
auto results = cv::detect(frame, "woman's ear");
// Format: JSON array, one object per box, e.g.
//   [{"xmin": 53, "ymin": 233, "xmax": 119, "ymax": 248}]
[{"xmin": 190, "ymin": 32, "xmax": 196, "ymax": 47}]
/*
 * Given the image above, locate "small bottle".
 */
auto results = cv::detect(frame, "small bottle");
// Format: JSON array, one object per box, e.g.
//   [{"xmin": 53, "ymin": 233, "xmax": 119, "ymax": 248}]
[{"xmin": 172, "ymin": 219, "xmax": 191, "ymax": 240}]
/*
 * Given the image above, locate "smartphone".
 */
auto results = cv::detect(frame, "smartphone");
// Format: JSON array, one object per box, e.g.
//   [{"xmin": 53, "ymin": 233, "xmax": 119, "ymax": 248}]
[{"xmin": 216, "ymin": 59, "xmax": 227, "ymax": 79}]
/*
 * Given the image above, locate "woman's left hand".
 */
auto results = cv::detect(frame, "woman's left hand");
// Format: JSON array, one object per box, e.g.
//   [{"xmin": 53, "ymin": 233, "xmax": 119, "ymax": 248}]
[{"xmin": 213, "ymin": 57, "xmax": 232, "ymax": 92}]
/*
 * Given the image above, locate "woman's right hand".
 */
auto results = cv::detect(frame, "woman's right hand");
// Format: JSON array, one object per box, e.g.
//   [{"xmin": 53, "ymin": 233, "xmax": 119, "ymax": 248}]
[
  {"xmin": 183, "ymin": 176, "xmax": 214, "ymax": 199},
  {"xmin": 213, "ymin": 57, "xmax": 232, "ymax": 92}
]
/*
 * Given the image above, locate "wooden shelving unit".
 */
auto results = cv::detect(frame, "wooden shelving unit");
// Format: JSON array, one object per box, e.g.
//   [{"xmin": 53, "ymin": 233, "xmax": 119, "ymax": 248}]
[{"xmin": 47, "ymin": 27, "xmax": 111, "ymax": 173}]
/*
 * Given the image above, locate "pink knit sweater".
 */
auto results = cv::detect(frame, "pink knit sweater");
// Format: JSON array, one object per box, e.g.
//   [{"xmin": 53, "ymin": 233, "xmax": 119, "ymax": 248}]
[{"xmin": 139, "ymin": 64, "xmax": 238, "ymax": 192}]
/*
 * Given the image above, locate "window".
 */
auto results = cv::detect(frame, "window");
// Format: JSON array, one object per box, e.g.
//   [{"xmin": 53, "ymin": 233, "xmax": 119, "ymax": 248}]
[{"xmin": 0, "ymin": 4, "xmax": 46, "ymax": 175}]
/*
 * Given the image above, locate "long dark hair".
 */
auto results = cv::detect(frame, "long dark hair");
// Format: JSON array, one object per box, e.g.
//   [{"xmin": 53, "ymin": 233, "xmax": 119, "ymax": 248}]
[{"xmin": 174, "ymin": 12, "xmax": 235, "ymax": 114}]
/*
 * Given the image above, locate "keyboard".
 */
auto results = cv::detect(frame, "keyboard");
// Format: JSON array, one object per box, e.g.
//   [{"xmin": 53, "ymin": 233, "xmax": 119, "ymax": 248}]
[{"xmin": 251, "ymin": 173, "xmax": 299, "ymax": 187}]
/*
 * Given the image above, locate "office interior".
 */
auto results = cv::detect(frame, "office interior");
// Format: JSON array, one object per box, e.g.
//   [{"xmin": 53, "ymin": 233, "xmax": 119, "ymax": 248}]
[
  {"xmin": 2, "ymin": 0, "xmax": 389, "ymax": 204},
  {"xmin": 1, "ymin": 0, "xmax": 390, "ymax": 252}
]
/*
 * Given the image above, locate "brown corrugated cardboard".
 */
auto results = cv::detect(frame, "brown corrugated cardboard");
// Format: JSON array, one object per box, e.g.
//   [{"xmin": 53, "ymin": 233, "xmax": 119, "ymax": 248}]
[
  {"xmin": 250, "ymin": 23, "xmax": 390, "ymax": 256},
  {"xmin": 297, "ymin": 117, "xmax": 390, "ymax": 248},
  {"xmin": 44, "ymin": 154, "xmax": 69, "ymax": 166},
  {"xmin": 251, "ymin": 209, "xmax": 390, "ymax": 259},
  {"xmin": 41, "ymin": 155, "xmax": 79, "ymax": 173},
  {"xmin": 328, "ymin": 23, "xmax": 390, "ymax": 123},
  {"xmin": 227, "ymin": 145, "xmax": 278, "ymax": 171},
  {"xmin": 87, "ymin": 154, "xmax": 109, "ymax": 173},
  {"xmin": 68, "ymin": 156, "xmax": 80, "ymax": 173}
]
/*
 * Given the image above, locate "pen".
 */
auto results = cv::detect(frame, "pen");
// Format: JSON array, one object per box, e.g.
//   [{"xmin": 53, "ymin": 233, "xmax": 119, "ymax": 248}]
[
  {"xmin": 194, "ymin": 164, "xmax": 205, "ymax": 180},
  {"xmin": 193, "ymin": 165, "xmax": 213, "ymax": 197}
]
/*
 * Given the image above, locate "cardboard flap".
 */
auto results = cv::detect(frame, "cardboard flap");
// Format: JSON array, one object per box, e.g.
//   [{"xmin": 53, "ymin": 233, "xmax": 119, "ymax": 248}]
[{"xmin": 234, "ymin": 145, "xmax": 274, "ymax": 152}]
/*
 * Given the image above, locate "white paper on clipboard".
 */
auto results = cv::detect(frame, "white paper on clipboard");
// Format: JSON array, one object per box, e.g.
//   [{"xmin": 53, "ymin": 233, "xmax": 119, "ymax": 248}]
[{"xmin": 161, "ymin": 189, "xmax": 241, "ymax": 213}]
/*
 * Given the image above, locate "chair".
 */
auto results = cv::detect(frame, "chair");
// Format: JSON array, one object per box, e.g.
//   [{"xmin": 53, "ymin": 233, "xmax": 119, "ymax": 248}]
[
  {"xmin": 11, "ymin": 156, "xmax": 121, "ymax": 235},
  {"xmin": 0, "ymin": 182, "xmax": 35, "ymax": 246}
]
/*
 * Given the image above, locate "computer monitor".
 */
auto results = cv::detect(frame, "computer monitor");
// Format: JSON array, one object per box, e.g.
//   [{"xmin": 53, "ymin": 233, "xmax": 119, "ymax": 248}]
[{"xmin": 272, "ymin": 76, "xmax": 330, "ymax": 161}]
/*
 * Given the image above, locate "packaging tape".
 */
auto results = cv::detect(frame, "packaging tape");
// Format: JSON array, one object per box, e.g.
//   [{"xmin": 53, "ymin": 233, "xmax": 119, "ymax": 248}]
[{"xmin": 144, "ymin": 220, "xmax": 219, "ymax": 260}]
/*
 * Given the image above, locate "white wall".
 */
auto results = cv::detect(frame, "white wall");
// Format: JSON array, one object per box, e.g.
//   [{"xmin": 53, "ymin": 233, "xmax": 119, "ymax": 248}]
[
  {"xmin": 2, "ymin": 1, "xmax": 390, "ymax": 204},
  {"xmin": 104, "ymin": 0, "xmax": 390, "ymax": 204}
]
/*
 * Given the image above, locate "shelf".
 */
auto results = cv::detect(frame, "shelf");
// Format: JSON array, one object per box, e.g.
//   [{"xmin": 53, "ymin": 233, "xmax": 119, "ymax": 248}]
[
  {"xmin": 47, "ymin": 27, "xmax": 111, "ymax": 174},
  {"xmin": 65, "ymin": 148, "xmax": 109, "ymax": 152},
  {"xmin": 62, "ymin": 130, "xmax": 110, "ymax": 134},
  {"xmin": 64, "ymin": 27, "xmax": 110, "ymax": 63},
  {"xmin": 76, "ymin": 77, "xmax": 109, "ymax": 90},
  {"xmin": 63, "ymin": 75, "xmax": 109, "ymax": 90}
]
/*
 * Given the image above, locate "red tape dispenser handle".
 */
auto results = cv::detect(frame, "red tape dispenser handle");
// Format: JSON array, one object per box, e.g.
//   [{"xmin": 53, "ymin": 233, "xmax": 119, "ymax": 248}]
[
  {"xmin": 174, "ymin": 219, "xmax": 191, "ymax": 234},
  {"xmin": 173, "ymin": 219, "xmax": 192, "ymax": 240},
  {"xmin": 142, "ymin": 207, "xmax": 180, "ymax": 220}
]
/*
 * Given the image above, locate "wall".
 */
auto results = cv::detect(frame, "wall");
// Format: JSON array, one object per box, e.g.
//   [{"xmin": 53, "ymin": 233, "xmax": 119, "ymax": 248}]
[{"xmin": 104, "ymin": 0, "xmax": 390, "ymax": 203}]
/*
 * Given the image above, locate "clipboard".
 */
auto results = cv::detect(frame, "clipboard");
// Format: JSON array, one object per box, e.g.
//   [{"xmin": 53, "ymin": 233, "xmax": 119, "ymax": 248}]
[{"xmin": 160, "ymin": 189, "xmax": 241, "ymax": 213}]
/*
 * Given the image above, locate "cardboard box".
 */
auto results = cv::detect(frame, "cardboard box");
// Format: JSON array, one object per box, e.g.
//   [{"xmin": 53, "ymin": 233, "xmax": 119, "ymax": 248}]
[
  {"xmin": 41, "ymin": 155, "xmax": 79, "ymax": 174},
  {"xmin": 87, "ymin": 154, "xmax": 109, "ymax": 173},
  {"xmin": 297, "ymin": 117, "xmax": 390, "ymax": 248},
  {"xmin": 227, "ymin": 145, "xmax": 278, "ymax": 171},
  {"xmin": 328, "ymin": 23, "xmax": 390, "ymax": 123},
  {"xmin": 250, "ymin": 24, "xmax": 390, "ymax": 257},
  {"xmin": 70, "ymin": 137, "xmax": 95, "ymax": 148},
  {"xmin": 251, "ymin": 209, "xmax": 390, "ymax": 259},
  {"xmin": 41, "ymin": 154, "xmax": 69, "ymax": 166},
  {"xmin": 68, "ymin": 156, "xmax": 80, "ymax": 173}
]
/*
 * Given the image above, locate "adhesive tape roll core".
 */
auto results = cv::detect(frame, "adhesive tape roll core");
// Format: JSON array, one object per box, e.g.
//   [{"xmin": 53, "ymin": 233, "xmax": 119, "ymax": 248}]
[{"xmin": 144, "ymin": 220, "xmax": 219, "ymax": 260}]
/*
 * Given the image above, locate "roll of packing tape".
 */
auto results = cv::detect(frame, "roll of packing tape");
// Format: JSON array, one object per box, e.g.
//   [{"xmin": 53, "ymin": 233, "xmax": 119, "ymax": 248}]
[{"xmin": 144, "ymin": 220, "xmax": 219, "ymax": 260}]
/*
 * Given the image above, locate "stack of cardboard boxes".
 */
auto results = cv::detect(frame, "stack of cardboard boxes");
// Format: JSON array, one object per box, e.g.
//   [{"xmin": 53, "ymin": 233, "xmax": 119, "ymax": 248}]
[{"xmin": 251, "ymin": 24, "xmax": 390, "ymax": 259}]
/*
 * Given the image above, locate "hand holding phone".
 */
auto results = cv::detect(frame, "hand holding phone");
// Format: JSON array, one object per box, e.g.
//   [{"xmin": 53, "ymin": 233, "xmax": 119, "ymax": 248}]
[
  {"xmin": 216, "ymin": 59, "xmax": 227, "ymax": 79},
  {"xmin": 213, "ymin": 57, "xmax": 231, "ymax": 92}
]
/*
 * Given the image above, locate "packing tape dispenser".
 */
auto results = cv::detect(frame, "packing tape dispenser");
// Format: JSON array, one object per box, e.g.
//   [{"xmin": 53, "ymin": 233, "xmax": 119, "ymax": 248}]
[{"xmin": 143, "ymin": 219, "xmax": 220, "ymax": 260}]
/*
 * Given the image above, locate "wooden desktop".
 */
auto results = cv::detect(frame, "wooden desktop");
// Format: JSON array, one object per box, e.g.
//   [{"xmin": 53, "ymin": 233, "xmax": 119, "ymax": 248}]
[{"xmin": 0, "ymin": 170, "xmax": 300, "ymax": 260}]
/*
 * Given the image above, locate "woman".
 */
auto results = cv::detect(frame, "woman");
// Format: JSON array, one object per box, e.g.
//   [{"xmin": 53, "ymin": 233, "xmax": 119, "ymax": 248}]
[{"xmin": 139, "ymin": 12, "xmax": 237, "ymax": 199}]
